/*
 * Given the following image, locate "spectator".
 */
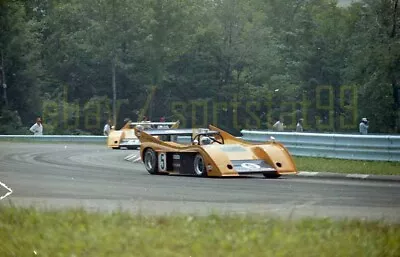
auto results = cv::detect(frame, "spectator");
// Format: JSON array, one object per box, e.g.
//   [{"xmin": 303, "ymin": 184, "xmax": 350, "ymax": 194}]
[
  {"xmin": 158, "ymin": 116, "xmax": 169, "ymax": 129},
  {"xmin": 29, "ymin": 117, "xmax": 43, "ymax": 135},
  {"xmin": 103, "ymin": 119, "xmax": 112, "ymax": 136},
  {"xmin": 142, "ymin": 116, "xmax": 151, "ymax": 129},
  {"xmin": 296, "ymin": 118, "xmax": 304, "ymax": 132},
  {"xmin": 272, "ymin": 118, "xmax": 284, "ymax": 131},
  {"xmin": 359, "ymin": 117, "xmax": 369, "ymax": 135}
]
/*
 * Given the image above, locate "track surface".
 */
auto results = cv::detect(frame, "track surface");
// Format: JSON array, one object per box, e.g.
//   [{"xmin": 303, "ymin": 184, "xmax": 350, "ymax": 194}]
[{"xmin": 1, "ymin": 142, "xmax": 400, "ymax": 221}]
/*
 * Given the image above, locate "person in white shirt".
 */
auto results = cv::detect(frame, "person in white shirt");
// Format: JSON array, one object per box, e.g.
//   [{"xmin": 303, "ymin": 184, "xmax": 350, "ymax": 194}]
[
  {"xmin": 296, "ymin": 118, "xmax": 304, "ymax": 132},
  {"xmin": 29, "ymin": 117, "xmax": 43, "ymax": 135},
  {"xmin": 359, "ymin": 118, "xmax": 369, "ymax": 135},
  {"xmin": 142, "ymin": 116, "xmax": 151, "ymax": 129},
  {"xmin": 157, "ymin": 116, "xmax": 169, "ymax": 129},
  {"xmin": 272, "ymin": 118, "xmax": 285, "ymax": 131},
  {"xmin": 103, "ymin": 119, "xmax": 112, "ymax": 136}
]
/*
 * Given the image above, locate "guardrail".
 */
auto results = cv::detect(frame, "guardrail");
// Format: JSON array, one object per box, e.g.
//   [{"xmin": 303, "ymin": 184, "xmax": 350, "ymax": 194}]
[
  {"xmin": 2, "ymin": 132, "xmax": 399, "ymax": 162},
  {"xmin": 0, "ymin": 135, "xmax": 107, "ymax": 142},
  {"xmin": 240, "ymin": 130, "xmax": 400, "ymax": 162},
  {"xmin": 0, "ymin": 135, "xmax": 193, "ymax": 143}
]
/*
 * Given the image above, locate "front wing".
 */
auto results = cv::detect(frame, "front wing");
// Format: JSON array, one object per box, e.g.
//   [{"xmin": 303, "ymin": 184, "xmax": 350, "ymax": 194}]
[{"xmin": 230, "ymin": 160, "xmax": 276, "ymax": 174}]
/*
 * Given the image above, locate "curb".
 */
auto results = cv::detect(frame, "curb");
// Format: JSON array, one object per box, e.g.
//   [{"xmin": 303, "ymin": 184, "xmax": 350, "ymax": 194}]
[{"xmin": 296, "ymin": 171, "xmax": 400, "ymax": 182}]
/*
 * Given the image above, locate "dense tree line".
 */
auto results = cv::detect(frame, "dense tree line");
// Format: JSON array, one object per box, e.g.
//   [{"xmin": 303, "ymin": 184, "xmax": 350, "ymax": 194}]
[{"xmin": 0, "ymin": 0, "xmax": 399, "ymax": 135}]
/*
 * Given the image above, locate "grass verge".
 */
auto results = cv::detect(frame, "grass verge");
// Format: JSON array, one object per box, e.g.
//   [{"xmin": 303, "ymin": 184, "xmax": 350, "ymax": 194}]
[
  {"xmin": 1, "ymin": 206, "xmax": 399, "ymax": 257},
  {"xmin": 294, "ymin": 156, "xmax": 400, "ymax": 175}
]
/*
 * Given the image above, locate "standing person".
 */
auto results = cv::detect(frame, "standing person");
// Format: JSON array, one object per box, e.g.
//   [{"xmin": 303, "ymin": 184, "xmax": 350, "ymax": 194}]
[
  {"xmin": 142, "ymin": 116, "xmax": 151, "ymax": 129},
  {"xmin": 103, "ymin": 119, "xmax": 112, "ymax": 136},
  {"xmin": 272, "ymin": 118, "xmax": 284, "ymax": 131},
  {"xmin": 158, "ymin": 116, "xmax": 169, "ymax": 129},
  {"xmin": 296, "ymin": 118, "xmax": 304, "ymax": 132},
  {"xmin": 29, "ymin": 117, "xmax": 43, "ymax": 135},
  {"xmin": 359, "ymin": 117, "xmax": 369, "ymax": 135}
]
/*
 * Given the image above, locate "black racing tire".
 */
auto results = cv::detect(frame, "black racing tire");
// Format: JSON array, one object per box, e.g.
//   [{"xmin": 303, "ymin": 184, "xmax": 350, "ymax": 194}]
[
  {"xmin": 263, "ymin": 172, "xmax": 281, "ymax": 179},
  {"xmin": 193, "ymin": 153, "xmax": 207, "ymax": 177},
  {"xmin": 143, "ymin": 148, "xmax": 158, "ymax": 175},
  {"xmin": 112, "ymin": 147, "xmax": 120, "ymax": 150}
]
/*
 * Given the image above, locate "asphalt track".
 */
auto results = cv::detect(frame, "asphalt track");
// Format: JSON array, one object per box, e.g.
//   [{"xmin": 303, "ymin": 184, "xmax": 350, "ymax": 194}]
[{"xmin": 1, "ymin": 142, "xmax": 400, "ymax": 222}]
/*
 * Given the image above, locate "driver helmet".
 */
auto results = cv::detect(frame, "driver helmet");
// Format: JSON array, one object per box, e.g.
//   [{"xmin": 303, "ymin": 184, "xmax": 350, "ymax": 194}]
[{"xmin": 200, "ymin": 136, "xmax": 212, "ymax": 145}]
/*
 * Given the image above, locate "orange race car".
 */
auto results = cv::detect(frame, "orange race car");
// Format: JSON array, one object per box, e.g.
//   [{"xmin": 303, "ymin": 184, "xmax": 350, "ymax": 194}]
[
  {"xmin": 107, "ymin": 120, "xmax": 180, "ymax": 149},
  {"xmin": 134, "ymin": 125, "xmax": 298, "ymax": 178}
]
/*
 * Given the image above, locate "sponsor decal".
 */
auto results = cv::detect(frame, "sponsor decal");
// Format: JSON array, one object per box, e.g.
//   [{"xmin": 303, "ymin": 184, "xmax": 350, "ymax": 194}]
[
  {"xmin": 158, "ymin": 152, "xmax": 167, "ymax": 171},
  {"xmin": 240, "ymin": 163, "xmax": 261, "ymax": 169}
]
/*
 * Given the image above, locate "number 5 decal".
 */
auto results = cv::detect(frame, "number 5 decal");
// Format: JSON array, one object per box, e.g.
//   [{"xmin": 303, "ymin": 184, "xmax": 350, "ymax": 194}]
[{"xmin": 158, "ymin": 152, "xmax": 166, "ymax": 171}]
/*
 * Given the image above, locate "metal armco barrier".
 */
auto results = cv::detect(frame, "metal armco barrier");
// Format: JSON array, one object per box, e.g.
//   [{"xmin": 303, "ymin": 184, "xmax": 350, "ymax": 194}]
[
  {"xmin": 0, "ymin": 135, "xmax": 107, "ymax": 142},
  {"xmin": 2, "ymin": 132, "xmax": 400, "ymax": 162},
  {"xmin": 240, "ymin": 130, "xmax": 400, "ymax": 162},
  {"xmin": 0, "ymin": 135, "xmax": 192, "ymax": 143}
]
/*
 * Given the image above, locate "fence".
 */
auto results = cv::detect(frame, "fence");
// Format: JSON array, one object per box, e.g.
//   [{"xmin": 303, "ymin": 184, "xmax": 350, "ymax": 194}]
[
  {"xmin": 1, "ymin": 132, "xmax": 400, "ymax": 162},
  {"xmin": 240, "ymin": 130, "xmax": 400, "ymax": 162},
  {"xmin": 0, "ymin": 135, "xmax": 107, "ymax": 143}
]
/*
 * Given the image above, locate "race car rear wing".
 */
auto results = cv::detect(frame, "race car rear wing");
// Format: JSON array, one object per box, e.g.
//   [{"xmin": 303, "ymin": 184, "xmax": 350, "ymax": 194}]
[
  {"xmin": 135, "ymin": 127, "xmax": 221, "ymax": 144},
  {"xmin": 129, "ymin": 122, "xmax": 178, "ymax": 126},
  {"xmin": 121, "ymin": 121, "xmax": 180, "ymax": 130},
  {"xmin": 141, "ymin": 128, "xmax": 220, "ymax": 136}
]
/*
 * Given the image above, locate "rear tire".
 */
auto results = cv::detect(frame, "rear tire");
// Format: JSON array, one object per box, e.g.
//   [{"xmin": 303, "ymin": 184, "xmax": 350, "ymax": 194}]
[
  {"xmin": 144, "ymin": 148, "xmax": 158, "ymax": 175},
  {"xmin": 193, "ymin": 154, "xmax": 207, "ymax": 177}
]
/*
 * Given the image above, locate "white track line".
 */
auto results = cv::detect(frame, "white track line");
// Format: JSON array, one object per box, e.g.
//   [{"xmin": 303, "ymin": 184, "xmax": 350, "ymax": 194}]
[
  {"xmin": 133, "ymin": 157, "xmax": 142, "ymax": 163},
  {"xmin": 124, "ymin": 154, "xmax": 137, "ymax": 161},
  {"xmin": 0, "ymin": 180, "xmax": 13, "ymax": 200},
  {"xmin": 297, "ymin": 171, "xmax": 319, "ymax": 176},
  {"xmin": 124, "ymin": 154, "xmax": 142, "ymax": 163},
  {"xmin": 346, "ymin": 174, "xmax": 369, "ymax": 179}
]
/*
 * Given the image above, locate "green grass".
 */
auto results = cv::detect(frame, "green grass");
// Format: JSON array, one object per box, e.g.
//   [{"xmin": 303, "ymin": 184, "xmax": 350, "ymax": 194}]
[
  {"xmin": 0, "ymin": 206, "xmax": 399, "ymax": 257},
  {"xmin": 294, "ymin": 156, "xmax": 400, "ymax": 175}
]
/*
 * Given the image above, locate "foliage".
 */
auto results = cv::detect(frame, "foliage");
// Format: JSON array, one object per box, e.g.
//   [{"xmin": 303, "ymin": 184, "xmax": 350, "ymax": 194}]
[
  {"xmin": 0, "ymin": 109, "xmax": 28, "ymax": 134},
  {"xmin": 0, "ymin": 0, "xmax": 399, "ymax": 134}
]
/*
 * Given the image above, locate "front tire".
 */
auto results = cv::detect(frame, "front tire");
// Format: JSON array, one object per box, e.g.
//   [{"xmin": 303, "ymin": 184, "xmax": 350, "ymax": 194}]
[
  {"xmin": 193, "ymin": 154, "xmax": 207, "ymax": 177},
  {"xmin": 144, "ymin": 148, "xmax": 158, "ymax": 174}
]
